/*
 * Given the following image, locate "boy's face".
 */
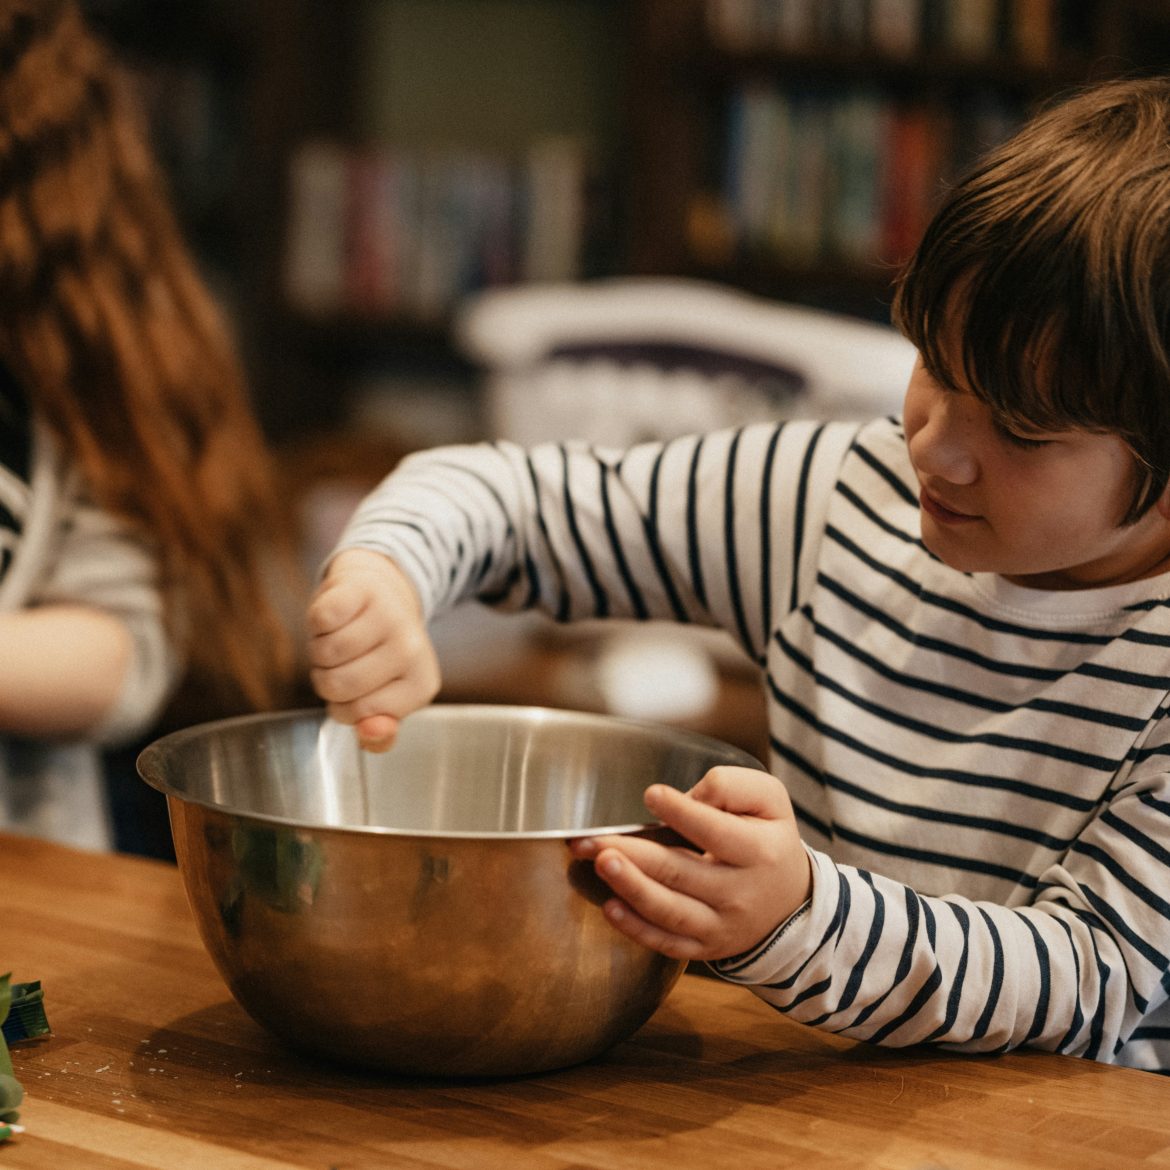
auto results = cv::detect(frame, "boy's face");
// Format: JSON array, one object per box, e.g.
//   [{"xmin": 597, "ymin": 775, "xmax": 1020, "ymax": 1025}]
[{"xmin": 903, "ymin": 355, "xmax": 1170, "ymax": 589}]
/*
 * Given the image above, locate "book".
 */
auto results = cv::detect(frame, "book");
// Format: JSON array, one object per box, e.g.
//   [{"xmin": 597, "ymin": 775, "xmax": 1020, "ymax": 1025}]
[
  {"xmin": 523, "ymin": 134, "xmax": 587, "ymax": 283},
  {"xmin": 946, "ymin": 0, "xmax": 1000, "ymax": 58},
  {"xmin": 344, "ymin": 149, "xmax": 397, "ymax": 314},
  {"xmin": 727, "ymin": 84, "xmax": 788, "ymax": 250},
  {"xmin": 1013, "ymin": 0, "xmax": 1055, "ymax": 65},
  {"xmin": 284, "ymin": 140, "xmax": 348, "ymax": 315},
  {"xmin": 869, "ymin": 0, "xmax": 922, "ymax": 57},
  {"xmin": 880, "ymin": 102, "xmax": 948, "ymax": 264},
  {"xmin": 829, "ymin": 89, "xmax": 886, "ymax": 263},
  {"xmin": 705, "ymin": 0, "xmax": 757, "ymax": 50}
]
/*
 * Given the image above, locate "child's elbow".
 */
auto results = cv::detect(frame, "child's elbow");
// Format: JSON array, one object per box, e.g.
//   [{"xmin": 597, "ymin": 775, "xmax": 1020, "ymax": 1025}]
[{"xmin": 88, "ymin": 619, "xmax": 182, "ymax": 746}]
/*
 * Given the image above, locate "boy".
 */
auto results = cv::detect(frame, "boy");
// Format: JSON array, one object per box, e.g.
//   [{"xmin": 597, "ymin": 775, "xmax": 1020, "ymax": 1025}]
[{"xmin": 307, "ymin": 77, "xmax": 1170, "ymax": 1072}]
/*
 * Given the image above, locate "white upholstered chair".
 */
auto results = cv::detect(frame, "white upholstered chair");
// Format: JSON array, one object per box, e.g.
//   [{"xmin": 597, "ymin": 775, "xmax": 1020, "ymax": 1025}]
[{"xmin": 455, "ymin": 276, "xmax": 915, "ymax": 446}]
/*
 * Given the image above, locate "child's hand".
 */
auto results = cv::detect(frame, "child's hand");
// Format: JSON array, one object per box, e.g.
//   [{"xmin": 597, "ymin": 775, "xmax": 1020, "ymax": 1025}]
[
  {"xmin": 305, "ymin": 548, "xmax": 441, "ymax": 751},
  {"xmin": 569, "ymin": 767, "xmax": 811, "ymax": 961}
]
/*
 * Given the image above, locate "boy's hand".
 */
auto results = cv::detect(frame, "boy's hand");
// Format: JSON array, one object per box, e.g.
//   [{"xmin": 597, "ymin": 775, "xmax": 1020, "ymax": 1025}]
[
  {"xmin": 305, "ymin": 548, "xmax": 441, "ymax": 751},
  {"xmin": 569, "ymin": 767, "xmax": 811, "ymax": 962}
]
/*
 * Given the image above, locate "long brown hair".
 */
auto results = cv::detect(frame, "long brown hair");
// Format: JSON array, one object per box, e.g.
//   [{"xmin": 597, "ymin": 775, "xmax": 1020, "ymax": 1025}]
[{"xmin": 0, "ymin": 0, "xmax": 295, "ymax": 712}]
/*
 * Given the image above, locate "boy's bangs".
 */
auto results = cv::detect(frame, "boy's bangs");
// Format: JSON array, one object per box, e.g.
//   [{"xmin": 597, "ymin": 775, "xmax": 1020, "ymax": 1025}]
[
  {"xmin": 895, "ymin": 242, "xmax": 1125, "ymax": 439},
  {"xmin": 895, "ymin": 234, "xmax": 1164, "ymax": 522}
]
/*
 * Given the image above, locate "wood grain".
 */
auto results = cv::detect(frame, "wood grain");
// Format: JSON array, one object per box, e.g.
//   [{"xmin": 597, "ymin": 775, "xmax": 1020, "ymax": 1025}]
[{"xmin": 2, "ymin": 832, "xmax": 1168, "ymax": 1170}]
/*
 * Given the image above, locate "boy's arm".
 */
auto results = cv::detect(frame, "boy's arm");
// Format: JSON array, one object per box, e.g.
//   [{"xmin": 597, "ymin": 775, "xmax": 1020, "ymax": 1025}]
[
  {"xmin": 330, "ymin": 421, "xmax": 858, "ymax": 659},
  {"xmin": 314, "ymin": 421, "xmax": 858, "ymax": 749},
  {"xmin": 708, "ymin": 760, "xmax": 1170, "ymax": 1062},
  {"xmin": 577, "ymin": 742, "xmax": 1170, "ymax": 1063}
]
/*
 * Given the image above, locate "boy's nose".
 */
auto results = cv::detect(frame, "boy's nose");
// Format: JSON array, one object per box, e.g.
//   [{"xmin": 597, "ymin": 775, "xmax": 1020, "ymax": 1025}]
[{"xmin": 910, "ymin": 402, "xmax": 979, "ymax": 486}]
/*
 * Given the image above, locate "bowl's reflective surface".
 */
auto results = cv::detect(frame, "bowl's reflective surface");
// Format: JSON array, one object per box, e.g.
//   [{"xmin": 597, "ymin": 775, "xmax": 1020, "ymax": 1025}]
[{"xmin": 137, "ymin": 704, "xmax": 762, "ymax": 1077}]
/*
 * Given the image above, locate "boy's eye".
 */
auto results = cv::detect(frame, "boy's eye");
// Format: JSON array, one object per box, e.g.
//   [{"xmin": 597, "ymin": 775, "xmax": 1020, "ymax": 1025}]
[{"xmin": 994, "ymin": 420, "xmax": 1051, "ymax": 450}]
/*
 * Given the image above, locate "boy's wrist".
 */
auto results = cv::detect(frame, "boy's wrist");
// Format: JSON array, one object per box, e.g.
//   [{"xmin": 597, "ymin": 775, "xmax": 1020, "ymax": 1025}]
[
  {"xmin": 328, "ymin": 546, "xmax": 399, "ymax": 578},
  {"xmin": 329, "ymin": 546, "xmax": 427, "ymax": 620}
]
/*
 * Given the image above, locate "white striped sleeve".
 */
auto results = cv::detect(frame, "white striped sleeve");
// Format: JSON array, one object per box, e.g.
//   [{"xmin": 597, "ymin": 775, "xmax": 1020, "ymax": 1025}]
[
  {"xmin": 713, "ymin": 726, "xmax": 1170, "ymax": 1062},
  {"xmin": 337, "ymin": 420, "xmax": 861, "ymax": 661}
]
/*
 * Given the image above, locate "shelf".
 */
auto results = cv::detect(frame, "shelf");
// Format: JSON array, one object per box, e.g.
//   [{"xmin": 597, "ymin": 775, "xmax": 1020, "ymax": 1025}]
[
  {"xmin": 83, "ymin": 0, "xmax": 256, "ymax": 67},
  {"xmin": 277, "ymin": 309, "xmax": 476, "ymax": 372},
  {"xmin": 689, "ymin": 257, "xmax": 901, "ymax": 322},
  {"xmin": 624, "ymin": 0, "xmax": 1170, "ymax": 318},
  {"xmin": 697, "ymin": 43, "xmax": 1104, "ymax": 94},
  {"xmin": 90, "ymin": 0, "xmax": 1170, "ymax": 449}
]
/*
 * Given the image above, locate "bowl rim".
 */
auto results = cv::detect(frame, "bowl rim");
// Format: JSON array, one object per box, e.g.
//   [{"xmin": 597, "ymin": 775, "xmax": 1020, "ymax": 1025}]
[{"xmin": 135, "ymin": 703, "xmax": 766, "ymax": 841}]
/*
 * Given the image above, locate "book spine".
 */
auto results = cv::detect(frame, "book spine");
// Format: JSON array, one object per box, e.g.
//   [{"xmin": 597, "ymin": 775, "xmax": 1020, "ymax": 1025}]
[
  {"xmin": 283, "ymin": 137, "xmax": 587, "ymax": 318},
  {"xmin": 284, "ymin": 141, "xmax": 348, "ymax": 315}
]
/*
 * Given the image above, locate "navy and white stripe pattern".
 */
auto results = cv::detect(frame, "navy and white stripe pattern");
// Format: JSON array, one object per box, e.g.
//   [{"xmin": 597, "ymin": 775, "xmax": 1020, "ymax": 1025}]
[
  {"xmin": 0, "ymin": 368, "xmax": 30, "ymax": 586},
  {"xmin": 340, "ymin": 416, "xmax": 1170, "ymax": 1072}
]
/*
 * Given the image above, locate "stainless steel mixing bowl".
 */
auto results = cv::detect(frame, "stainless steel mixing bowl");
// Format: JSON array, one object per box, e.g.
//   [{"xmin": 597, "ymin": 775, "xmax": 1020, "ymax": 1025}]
[{"xmin": 137, "ymin": 704, "xmax": 763, "ymax": 1077}]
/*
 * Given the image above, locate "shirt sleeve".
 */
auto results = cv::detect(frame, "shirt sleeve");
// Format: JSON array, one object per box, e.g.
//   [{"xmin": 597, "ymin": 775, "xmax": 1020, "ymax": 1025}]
[
  {"xmin": 337, "ymin": 419, "xmax": 861, "ymax": 664},
  {"xmin": 711, "ymin": 715, "xmax": 1170, "ymax": 1063}
]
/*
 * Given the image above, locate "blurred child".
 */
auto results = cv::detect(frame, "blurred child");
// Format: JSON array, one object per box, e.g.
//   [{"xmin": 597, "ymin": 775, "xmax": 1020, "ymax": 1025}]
[
  {"xmin": 307, "ymin": 77, "xmax": 1170, "ymax": 1072},
  {"xmin": 0, "ymin": 0, "xmax": 293, "ymax": 847}
]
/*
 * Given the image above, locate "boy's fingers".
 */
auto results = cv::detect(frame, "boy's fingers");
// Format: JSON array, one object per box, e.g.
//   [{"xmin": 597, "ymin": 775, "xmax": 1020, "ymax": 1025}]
[
  {"xmin": 600, "ymin": 898, "xmax": 707, "ymax": 962},
  {"xmin": 592, "ymin": 848, "xmax": 715, "ymax": 956},
  {"xmin": 306, "ymin": 618, "xmax": 383, "ymax": 670},
  {"xmin": 684, "ymin": 766, "xmax": 788, "ymax": 817},
  {"xmin": 356, "ymin": 713, "xmax": 398, "ymax": 752},
  {"xmin": 601, "ymin": 830, "xmax": 753, "ymax": 911},
  {"xmin": 306, "ymin": 580, "xmax": 365, "ymax": 636},
  {"xmin": 641, "ymin": 769, "xmax": 791, "ymax": 862},
  {"xmin": 308, "ymin": 642, "xmax": 397, "ymax": 703},
  {"xmin": 325, "ymin": 707, "xmax": 399, "ymax": 751},
  {"xmin": 324, "ymin": 673, "xmax": 434, "ymax": 728},
  {"xmin": 308, "ymin": 662, "xmax": 364, "ymax": 704},
  {"xmin": 641, "ymin": 783, "xmax": 757, "ymax": 864}
]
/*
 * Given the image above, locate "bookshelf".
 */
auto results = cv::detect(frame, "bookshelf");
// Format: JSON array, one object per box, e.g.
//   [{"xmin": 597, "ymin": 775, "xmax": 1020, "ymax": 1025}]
[
  {"xmin": 624, "ymin": 0, "xmax": 1170, "ymax": 321},
  {"xmin": 80, "ymin": 0, "xmax": 361, "ymax": 442},
  {"xmin": 274, "ymin": 0, "xmax": 631, "ymax": 444},
  {"xmin": 87, "ymin": 0, "xmax": 1170, "ymax": 440}
]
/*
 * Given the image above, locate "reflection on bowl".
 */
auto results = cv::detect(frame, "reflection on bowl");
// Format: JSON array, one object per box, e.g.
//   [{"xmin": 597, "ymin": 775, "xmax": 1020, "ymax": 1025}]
[{"xmin": 137, "ymin": 704, "xmax": 762, "ymax": 1077}]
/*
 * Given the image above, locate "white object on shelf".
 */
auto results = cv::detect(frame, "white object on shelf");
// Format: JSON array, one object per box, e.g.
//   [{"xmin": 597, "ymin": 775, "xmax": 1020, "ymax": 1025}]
[{"xmin": 455, "ymin": 276, "xmax": 916, "ymax": 447}]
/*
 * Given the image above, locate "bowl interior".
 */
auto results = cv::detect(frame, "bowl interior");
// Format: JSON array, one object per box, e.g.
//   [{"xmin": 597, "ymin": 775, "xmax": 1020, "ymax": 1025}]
[{"xmin": 138, "ymin": 704, "xmax": 762, "ymax": 838}]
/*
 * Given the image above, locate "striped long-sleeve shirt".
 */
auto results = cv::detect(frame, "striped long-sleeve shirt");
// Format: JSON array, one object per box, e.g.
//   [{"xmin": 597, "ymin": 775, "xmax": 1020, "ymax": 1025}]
[{"xmin": 338, "ymin": 415, "xmax": 1170, "ymax": 1073}]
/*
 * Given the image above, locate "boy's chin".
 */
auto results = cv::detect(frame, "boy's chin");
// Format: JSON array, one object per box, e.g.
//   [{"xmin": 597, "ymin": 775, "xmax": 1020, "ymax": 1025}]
[
  {"xmin": 920, "ymin": 526, "xmax": 983, "ymax": 573},
  {"xmin": 921, "ymin": 529, "xmax": 1019, "ymax": 579}
]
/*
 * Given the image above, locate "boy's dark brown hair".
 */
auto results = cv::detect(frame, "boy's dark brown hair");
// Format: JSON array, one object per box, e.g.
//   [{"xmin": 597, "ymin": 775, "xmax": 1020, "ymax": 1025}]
[
  {"xmin": 893, "ymin": 75, "xmax": 1170, "ymax": 524},
  {"xmin": 0, "ymin": 0, "xmax": 296, "ymax": 711}
]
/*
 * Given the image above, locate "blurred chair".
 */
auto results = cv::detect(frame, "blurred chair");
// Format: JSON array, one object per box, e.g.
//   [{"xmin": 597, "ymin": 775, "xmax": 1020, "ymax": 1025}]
[
  {"xmin": 455, "ymin": 276, "xmax": 915, "ymax": 446},
  {"xmin": 435, "ymin": 277, "xmax": 917, "ymax": 753}
]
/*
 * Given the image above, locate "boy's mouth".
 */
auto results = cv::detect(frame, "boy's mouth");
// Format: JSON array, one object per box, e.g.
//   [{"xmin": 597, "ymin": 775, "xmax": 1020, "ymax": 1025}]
[{"xmin": 920, "ymin": 489, "xmax": 979, "ymax": 524}]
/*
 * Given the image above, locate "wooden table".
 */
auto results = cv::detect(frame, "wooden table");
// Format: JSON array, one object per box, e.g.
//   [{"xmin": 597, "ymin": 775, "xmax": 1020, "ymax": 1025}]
[{"xmin": 2, "ymin": 833, "xmax": 1168, "ymax": 1170}]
